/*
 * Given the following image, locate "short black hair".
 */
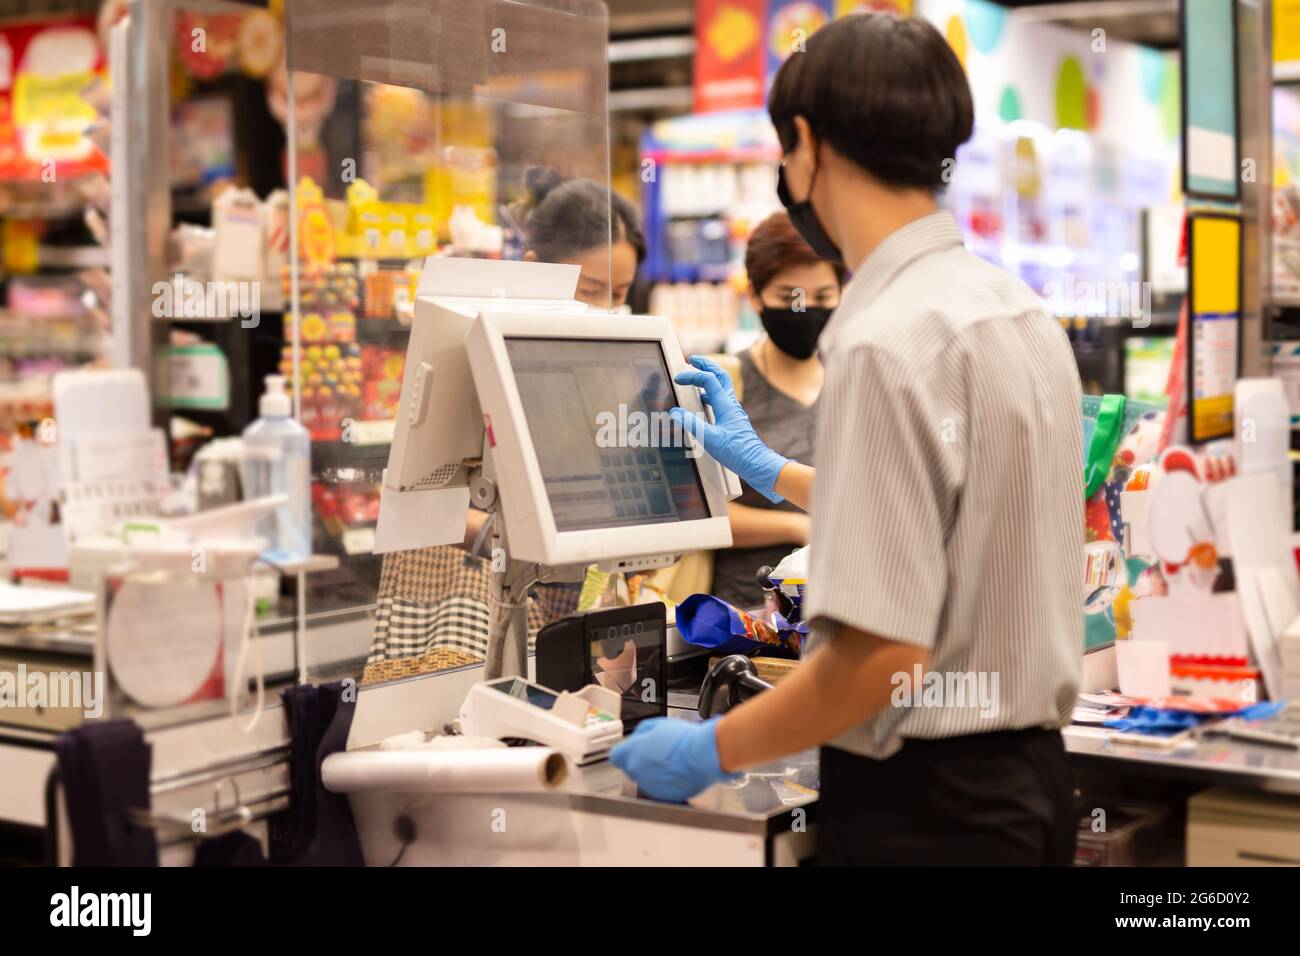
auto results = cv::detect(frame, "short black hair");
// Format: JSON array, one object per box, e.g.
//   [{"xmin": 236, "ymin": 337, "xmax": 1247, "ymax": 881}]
[
  {"xmin": 768, "ymin": 13, "xmax": 973, "ymax": 191},
  {"xmin": 519, "ymin": 170, "xmax": 646, "ymax": 264}
]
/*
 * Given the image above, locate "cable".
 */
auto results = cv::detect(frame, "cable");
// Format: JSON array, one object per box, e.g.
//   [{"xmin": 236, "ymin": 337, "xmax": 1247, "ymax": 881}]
[
  {"xmin": 464, "ymin": 510, "xmax": 497, "ymax": 566},
  {"xmin": 489, "ymin": 593, "xmax": 530, "ymax": 611},
  {"xmin": 387, "ymin": 813, "xmax": 417, "ymax": 867}
]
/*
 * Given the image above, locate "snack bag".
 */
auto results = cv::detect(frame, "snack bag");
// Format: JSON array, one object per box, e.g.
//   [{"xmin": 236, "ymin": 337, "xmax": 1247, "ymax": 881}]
[{"xmin": 676, "ymin": 593, "xmax": 801, "ymax": 658}]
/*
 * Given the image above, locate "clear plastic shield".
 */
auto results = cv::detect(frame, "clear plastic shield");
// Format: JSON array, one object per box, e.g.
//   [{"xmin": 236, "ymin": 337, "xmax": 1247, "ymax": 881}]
[{"xmin": 283, "ymin": 0, "xmax": 612, "ymax": 683}]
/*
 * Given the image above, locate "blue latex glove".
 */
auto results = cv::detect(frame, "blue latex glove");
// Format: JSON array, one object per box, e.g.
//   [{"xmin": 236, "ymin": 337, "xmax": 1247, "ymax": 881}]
[
  {"xmin": 1237, "ymin": 700, "xmax": 1287, "ymax": 720},
  {"xmin": 1104, "ymin": 705, "xmax": 1204, "ymax": 736},
  {"xmin": 609, "ymin": 716, "xmax": 737, "ymax": 803},
  {"xmin": 669, "ymin": 355, "xmax": 790, "ymax": 503}
]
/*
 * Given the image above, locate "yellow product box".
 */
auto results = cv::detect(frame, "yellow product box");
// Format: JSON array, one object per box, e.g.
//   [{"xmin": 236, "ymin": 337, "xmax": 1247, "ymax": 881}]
[
  {"xmin": 340, "ymin": 178, "xmax": 437, "ymax": 259},
  {"xmin": 409, "ymin": 208, "xmax": 437, "ymax": 256}
]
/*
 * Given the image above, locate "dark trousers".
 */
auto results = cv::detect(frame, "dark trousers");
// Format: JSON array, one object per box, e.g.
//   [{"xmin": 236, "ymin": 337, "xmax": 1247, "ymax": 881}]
[{"xmin": 816, "ymin": 727, "xmax": 1078, "ymax": 866}]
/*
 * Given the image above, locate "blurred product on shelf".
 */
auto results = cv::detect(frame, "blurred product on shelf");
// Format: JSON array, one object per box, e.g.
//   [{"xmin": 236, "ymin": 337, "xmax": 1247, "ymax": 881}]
[
  {"xmin": 174, "ymin": 421, "xmax": 224, "ymax": 490},
  {"xmin": 0, "ymin": 178, "xmax": 105, "ymax": 221},
  {"xmin": 1271, "ymin": 343, "xmax": 1300, "ymax": 426},
  {"xmin": 647, "ymin": 281, "xmax": 741, "ymax": 353},
  {"xmin": 363, "ymin": 268, "xmax": 420, "ymax": 320},
  {"xmin": 212, "ymin": 187, "xmax": 267, "ymax": 284},
  {"xmin": 952, "ymin": 122, "xmax": 1169, "ymax": 316},
  {"xmin": 360, "ymin": 346, "xmax": 407, "ymax": 421},
  {"xmin": 1274, "ymin": 87, "xmax": 1300, "ymax": 301},
  {"xmin": 341, "ymin": 180, "xmax": 440, "ymax": 261},
  {"xmin": 447, "ymin": 204, "xmax": 505, "ymax": 255},
  {"xmin": 278, "ymin": 333, "xmax": 405, "ymax": 443},
  {"xmin": 1125, "ymin": 337, "xmax": 1177, "ymax": 407},
  {"xmin": 0, "ymin": 276, "xmax": 107, "ymax": 385},
  {"xmin": 1074, "ymin": 803, "xmax": 1169, "ymax": 867},
  {"xmin": 263, "ymin": 189, "xmax": 291, "ymax": 309},
  {"xmin": 0, "ymin": 15, "xmax": 108, "ymax": 183},
  {"xmin": 281, "ymin": 262, "xmax": 360, "ymax": 324},
  {"xmin": 637, "ymin": 110, "xmax": 781, "ymax": 343},
  {"xmin": 312, "ymin": 466, "xmax": 382, "ymax": 558},
  {"xmin": 160, "ymin": 332, "xmax": 229, "ymax": 412},
  {"xmin": 0, "ymin": 315, "xmax": 103, "ymax": 380},
  {"xmin": 641, "ymin": 114, "xmax": 781, "ymax": 264},
  {"xmin": 167, "ymin": 223, "xmax": 216, "ymax": 286},
  {"xmin": 171, "ymin": 96, "xmax": 237, "ymax": 189},
  {"xmin": 281, "ymin": 341, "xmax": 362, "ymax": 441}
]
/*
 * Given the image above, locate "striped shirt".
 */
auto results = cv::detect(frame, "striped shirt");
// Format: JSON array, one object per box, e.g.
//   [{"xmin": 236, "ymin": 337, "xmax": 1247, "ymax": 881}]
[{"xmin": 804, "ymin": 210, "xmax": 1083, "ymax": 759}]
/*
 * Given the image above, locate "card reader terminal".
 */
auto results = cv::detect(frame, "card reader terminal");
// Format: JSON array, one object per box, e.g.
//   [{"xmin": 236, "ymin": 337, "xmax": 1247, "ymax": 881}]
[{"xmin": 458, "ymin": 677, "xmax": 624, "ymax": 765}]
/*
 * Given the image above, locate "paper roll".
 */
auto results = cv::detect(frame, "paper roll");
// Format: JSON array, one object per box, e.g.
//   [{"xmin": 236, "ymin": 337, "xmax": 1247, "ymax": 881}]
[{"xmin": 321, "ymin": 746, "xmax": 566, "ymax": 794}]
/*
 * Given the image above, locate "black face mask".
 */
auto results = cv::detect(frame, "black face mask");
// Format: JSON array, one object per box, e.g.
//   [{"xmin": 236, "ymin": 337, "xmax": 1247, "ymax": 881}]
[
  {"xmin": 759, "ymin": 305, "xmax": 832, "ymax": 360},
  {"xmin": 777, "ymin": 162, "xmax": 843, "ymax": 266}
]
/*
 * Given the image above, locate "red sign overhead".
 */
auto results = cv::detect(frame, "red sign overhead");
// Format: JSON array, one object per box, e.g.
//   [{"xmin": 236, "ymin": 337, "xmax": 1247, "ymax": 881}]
[
  {"xmin": 0, "ymin": 15, "xmax": 108, "ymax": 182},
  {"xmin": 694, "ymin": 0, "xmax": 768, "ymax": 114}
]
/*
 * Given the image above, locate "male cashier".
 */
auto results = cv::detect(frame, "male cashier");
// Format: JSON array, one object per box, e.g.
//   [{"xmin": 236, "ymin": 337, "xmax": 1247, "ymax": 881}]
[{"xmin": 611, "ymin": 13, "xmax": 1083, "ymax": 866}]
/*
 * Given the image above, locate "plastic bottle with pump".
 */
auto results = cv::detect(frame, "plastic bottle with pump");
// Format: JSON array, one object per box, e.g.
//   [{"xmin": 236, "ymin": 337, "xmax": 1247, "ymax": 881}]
[{"xmin": 241, "ymin": 374, "xmax": 312, "ymax": 561}]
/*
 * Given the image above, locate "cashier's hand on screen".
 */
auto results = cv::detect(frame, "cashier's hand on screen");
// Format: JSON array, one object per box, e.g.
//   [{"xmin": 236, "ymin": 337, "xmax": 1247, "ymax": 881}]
[
  {"xmin": 670, "ymin": 356, "xmax": 790, "ymax": 503},
  {"xmin": 610, "ymin": 716, "xmax": 737, "ymax": 803}
]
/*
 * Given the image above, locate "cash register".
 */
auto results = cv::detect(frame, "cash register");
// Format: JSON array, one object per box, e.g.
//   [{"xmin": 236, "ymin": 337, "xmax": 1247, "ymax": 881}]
[{"xmin": 381, "ymin": 257, "xmax": 741, "ymax": 680}]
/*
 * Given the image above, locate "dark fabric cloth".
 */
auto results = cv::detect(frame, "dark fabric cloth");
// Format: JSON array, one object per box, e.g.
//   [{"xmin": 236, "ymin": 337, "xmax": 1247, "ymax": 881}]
[
  {"xmin": 268, "ymin": 681, "xmax": 365, "ymax": 866},
  {"xmin": 816, "ymin": 727, "xmax": 1077, "ymax": 866},
  {"xmin": 54, "ymin": 719, "xmax": 159, "ymax": 867},
  {"xmin": 193, "ymin": 830, "xmax": 268, "ymax": 867},
  {"xmin": 711, "ymin": 348, "xmax": 818, "ymax": 608}
]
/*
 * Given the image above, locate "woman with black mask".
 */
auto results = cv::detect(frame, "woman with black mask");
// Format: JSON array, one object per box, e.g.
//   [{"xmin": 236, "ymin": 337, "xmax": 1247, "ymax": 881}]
[{"xmin": 710, "ymin": 211, "xmax": 844, "ymax": 608}]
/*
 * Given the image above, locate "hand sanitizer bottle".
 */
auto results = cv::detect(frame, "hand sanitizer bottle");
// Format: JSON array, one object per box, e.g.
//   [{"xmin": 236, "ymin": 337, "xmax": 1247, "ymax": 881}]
[{"xmin": 241, "ymin": 374, "xmax": 312, "ymax": 561}]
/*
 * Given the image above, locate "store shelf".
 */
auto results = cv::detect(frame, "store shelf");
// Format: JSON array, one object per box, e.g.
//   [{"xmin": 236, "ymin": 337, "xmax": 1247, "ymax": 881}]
[
  {"xmin": 263, "ymin": 554, "xmax": 341, "ymax": 576},
  {"xmin": 312, "ymin": 442, "xmax": 390, "ymax": 474},
  {"xmin": 607, "ymin": 35, "xmax": 695, "ymax": 64},
  {"xmin": 35, "ymin": 245, "xmax": 111, "ymax": 269},
  {"xmin": 1056, "ymin": 312, "xmax": 1181, "ymax": 332},
  {"xmin": 308, "ymin": 420, "xmax": 394, "ymax": 450},
  {"xmin": 0, "ymin": 201, "xmax": 91, "ymax": 220},
  {"xmin": 609, "ymin": 86, "xmax": 694, "ymax": 113},
  {"xmin": 641, "ymin": 145, "xmax": 781, "ymax": 165}
]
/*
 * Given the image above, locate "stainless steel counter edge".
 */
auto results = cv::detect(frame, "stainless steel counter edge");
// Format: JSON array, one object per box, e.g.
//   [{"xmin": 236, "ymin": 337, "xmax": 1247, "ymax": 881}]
[
  {"xmin": 1062, "ymin": 725, "xmax": 1300, "ymax": 796},
  {"xmin": 504, "ymin": 778, "xmax": 817, "ymax": 836},
  {"xmin": 350, "ymin": 675, "xmax": 821, "ymax": 835}
]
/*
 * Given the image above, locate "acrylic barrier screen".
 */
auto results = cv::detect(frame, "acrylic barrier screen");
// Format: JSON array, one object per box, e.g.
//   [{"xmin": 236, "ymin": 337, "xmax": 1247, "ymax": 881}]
[
  {"xmin": 283, "ymin": 0, "xmax": 614, "ymax": 684},
  {"xmin": 286, "ymin": 0, "xmax": 610, "ymax": 115}
]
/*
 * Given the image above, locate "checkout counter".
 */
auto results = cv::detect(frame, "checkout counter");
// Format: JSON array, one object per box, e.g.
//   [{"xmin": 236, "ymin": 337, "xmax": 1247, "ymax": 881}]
[
  {"xmin": 342, "ymin": 666, "xmax": 817, "ymax": 867},
  {"xmin": 4, "ymin": 629, "xmax": 817, "ymax": 866},
  {"xmin": 5, "ymin": 258, "xmax": 1300, "ymax": 868},
  {"xmin": 8, "ymin": 638, "xmax": 1300, "ymax": 867}
]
